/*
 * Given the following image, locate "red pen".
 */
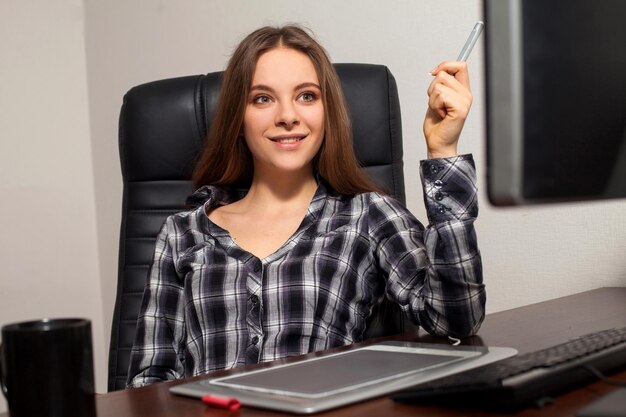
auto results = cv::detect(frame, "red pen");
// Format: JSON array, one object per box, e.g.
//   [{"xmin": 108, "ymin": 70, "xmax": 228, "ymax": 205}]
[{"xmin": 202, "ymin": 394, "xmax": 241, "ymax": 411}]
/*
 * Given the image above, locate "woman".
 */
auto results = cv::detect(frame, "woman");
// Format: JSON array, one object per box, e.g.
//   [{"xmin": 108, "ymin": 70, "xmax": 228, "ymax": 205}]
[{"xmin": 127, "ymin": 25, "xmax": 485, "ymax": 388}]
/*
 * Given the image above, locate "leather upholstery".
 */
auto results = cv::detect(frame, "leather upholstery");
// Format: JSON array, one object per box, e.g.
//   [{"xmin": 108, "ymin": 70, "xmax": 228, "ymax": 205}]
[{"xmin": 108, "ymin": 63, "xmax": 417, "ymax": 391}]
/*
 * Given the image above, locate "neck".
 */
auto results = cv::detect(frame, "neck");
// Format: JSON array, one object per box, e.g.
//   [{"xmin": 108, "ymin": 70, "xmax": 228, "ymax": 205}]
[{"xmin": 242, "ymin": 167, "xmax": 318, "ymax": 212}]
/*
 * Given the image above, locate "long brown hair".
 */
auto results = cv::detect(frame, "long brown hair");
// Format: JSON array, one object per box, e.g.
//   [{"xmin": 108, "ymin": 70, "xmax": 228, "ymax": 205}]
[{"xmin": 192, "ymin": 25, "xmax": 379, "ymax": 195}]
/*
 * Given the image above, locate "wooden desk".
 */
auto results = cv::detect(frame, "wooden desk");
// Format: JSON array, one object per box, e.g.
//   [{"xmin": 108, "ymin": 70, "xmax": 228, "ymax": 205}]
[{"xmin": 4, "ymin": 287, "xmax": 625, "ymax": 417}]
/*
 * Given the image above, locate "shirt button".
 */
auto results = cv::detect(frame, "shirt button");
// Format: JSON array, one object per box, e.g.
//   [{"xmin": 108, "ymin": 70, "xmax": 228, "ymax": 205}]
[
  {"xmin": 434, "ymin": 179, "xmax": 444, "ymax": 189},
  {"xmin": 251, "ymin": 336, "xmax": 259, "ymax": 345},
  {"xmin": 430, "ymin": 164, "xmax": 440, "ymax": 175},
  {"xmin": 253, "ymin": 263, "xmax": 261, "ymax": 273},
  {"xmin": 435, "ymin": 192, "xmax": 444, "ymax": 201},
  {"xmin": 250, "ymin": 295, "xmax": 259, "ymax": 305},
  {"xmin": 437, "ymin": 205, "xmax": 447, "ymax": 214}
]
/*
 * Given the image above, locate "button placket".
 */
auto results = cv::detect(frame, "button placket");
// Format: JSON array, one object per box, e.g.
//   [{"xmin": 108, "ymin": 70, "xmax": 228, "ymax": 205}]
[{"xmin": 245, "ymin": 260, "xmax": 263, "ymax": 364}]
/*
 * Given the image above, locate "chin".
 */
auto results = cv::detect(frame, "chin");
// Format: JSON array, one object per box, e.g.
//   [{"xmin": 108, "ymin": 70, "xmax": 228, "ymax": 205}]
[
  {"xmin": 277, "ymin": 164, "xmax": 314, "ymax": 174},
  {"xmin": 267, "ymin": 160, "xmax": 315, "ymax": 175}
]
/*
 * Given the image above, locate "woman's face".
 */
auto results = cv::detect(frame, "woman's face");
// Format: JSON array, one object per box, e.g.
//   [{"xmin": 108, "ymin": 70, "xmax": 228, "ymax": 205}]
[{"xmin": 243, "ymin": 47, "xmax": 325, "ymax": 178}]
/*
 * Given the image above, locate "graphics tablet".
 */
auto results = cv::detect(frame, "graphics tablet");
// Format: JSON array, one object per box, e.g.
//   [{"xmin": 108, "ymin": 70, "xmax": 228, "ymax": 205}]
[{"xmin": 170, "ymin": 341, "xmax": 517, "ymax": 414}]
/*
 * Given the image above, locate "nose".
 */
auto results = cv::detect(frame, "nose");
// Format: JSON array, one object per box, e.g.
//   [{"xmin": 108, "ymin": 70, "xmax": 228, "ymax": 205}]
[{"xmin": 275, "ymin": 100, "xmax": 299, "ymax": 129}]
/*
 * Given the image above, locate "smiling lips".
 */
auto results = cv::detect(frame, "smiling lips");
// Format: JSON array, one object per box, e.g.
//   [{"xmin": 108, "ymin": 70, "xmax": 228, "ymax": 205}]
[{"xmin": 270, "ymin": 134, "xmax": 307, "ymax": 144}]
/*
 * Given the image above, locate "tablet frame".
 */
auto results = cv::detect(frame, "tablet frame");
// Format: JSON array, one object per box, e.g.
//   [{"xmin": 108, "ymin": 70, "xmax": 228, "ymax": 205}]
[{"xmin": 170, "ymin": 341, "xmax": 517, "ymax": 414}]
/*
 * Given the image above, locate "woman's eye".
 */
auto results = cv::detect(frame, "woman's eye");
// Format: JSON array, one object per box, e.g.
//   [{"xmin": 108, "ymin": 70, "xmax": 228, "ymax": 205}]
[
  {"xmin": 252, "ymin": 96, "xmax": 271, "ymax": 104},
  {"xmin": 299, "ymin": 92, "xmax": 317, "ymax": 102}
]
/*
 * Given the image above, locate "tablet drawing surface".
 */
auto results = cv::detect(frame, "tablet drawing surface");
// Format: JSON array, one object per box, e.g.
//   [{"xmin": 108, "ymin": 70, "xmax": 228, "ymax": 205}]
[
  {"xmin": 170, "ymin": 341, "xmax": 518, "ymax": 414},
  {"xmin": 210, "ymin": 345, "xmax": 472, "ymax": 397}
]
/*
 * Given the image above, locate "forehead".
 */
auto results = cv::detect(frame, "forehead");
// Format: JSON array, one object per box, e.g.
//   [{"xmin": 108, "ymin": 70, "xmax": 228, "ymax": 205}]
[{"xmin": 252, "ymin": 47, "xmax": 319, "ymax": 86}]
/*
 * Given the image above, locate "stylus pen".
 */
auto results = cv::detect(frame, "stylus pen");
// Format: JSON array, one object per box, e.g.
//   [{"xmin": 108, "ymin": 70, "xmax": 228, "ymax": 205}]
[
  {"xmin": 202, "ymin": 394, "xmax": 241, "ymax": 411},
  {"xmin": 457, "ymin": 21, "xmax": 484, "ymax": 61}
]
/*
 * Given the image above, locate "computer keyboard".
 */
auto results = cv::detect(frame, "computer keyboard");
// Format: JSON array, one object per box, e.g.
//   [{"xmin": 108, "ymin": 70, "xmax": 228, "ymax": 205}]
[{"xmin": 392, "ymin": 327, "xmax": 626, "ymax": 410}]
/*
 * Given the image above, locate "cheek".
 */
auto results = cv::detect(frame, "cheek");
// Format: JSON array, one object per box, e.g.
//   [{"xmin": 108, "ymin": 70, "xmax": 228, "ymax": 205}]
[
  {"xmin": 242, "ymin": 115, "xmax": 260, "ymax": 152},
  {"xmin": 311, "ymin": 111, "xmax": 325, "ymax": 151},
  {"xmin": 242, "ymin": 111, "xmax": 257, "ymax": 136},
  {"xmin": 243, "ymin": 107, "xmax": 272, "ymax": 134},
  {"xmin": 304, "ymin": 105, "xmax": 325, "ymax": 132},
  {"xmin": 312, "ymin": 128, "xmax": 325, "ymax": 156}
]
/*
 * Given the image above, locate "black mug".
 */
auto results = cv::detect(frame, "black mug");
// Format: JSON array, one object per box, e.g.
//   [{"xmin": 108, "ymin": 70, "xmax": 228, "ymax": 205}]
[{"xmin": 0, "ymin": 318, "xmax": 96, "ymax": 417}]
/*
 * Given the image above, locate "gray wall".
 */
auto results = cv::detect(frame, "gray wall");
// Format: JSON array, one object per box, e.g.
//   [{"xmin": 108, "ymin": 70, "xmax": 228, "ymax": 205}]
[{"xmin": 1, "ymin": 0, "xmax": 625, "ymax": 412}]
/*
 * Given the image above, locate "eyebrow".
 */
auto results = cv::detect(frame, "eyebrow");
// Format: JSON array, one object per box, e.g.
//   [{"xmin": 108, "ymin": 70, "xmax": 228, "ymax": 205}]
[{"xmin": 249, "ymin": 82, "xmax": 321, "ymax": 93}]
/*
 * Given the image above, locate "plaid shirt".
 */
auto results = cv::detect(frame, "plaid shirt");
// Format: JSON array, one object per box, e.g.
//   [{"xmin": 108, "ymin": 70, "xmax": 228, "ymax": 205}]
[{"xmin": 127, "ymin": 154, "xmax": 484, "ymax": 387}]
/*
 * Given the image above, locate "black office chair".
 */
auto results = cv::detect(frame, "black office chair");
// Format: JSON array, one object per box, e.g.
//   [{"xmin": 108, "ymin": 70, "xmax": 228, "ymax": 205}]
[{"xmin": 108, "ymin": 64, "xmax": 418, "ymax": 391}]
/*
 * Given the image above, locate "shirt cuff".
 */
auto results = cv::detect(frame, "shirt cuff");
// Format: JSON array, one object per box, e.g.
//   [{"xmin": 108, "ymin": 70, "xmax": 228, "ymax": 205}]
[{"xmin": 419, "ymin": 154, "xmax": 479, "ymax": 224}]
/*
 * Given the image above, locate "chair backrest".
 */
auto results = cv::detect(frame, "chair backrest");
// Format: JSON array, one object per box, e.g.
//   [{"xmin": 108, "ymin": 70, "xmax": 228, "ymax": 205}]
[{"xmin": 108, "ymin": 63, "xmax": 417, "ymax": 391}]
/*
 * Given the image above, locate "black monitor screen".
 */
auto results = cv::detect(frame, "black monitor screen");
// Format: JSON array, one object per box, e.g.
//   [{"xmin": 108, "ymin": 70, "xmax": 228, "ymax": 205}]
[{"xmin": 484, "ymin": 0, "xmax": 626, "ymax": 205}]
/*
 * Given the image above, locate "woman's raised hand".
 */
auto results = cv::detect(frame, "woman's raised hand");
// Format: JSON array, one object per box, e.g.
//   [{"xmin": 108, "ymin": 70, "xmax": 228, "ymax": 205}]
[{"xmin": 423, "ymin": 61, "xmax": 473, "ymax": 159}]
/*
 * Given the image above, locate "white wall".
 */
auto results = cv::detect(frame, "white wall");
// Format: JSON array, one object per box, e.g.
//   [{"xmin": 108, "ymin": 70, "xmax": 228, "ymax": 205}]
[
  {"xmin": 0, "ymin": 0, "xmax": 105, "ymax": 412},
  {"xmin": 1, "ymin": 0, "xmax": 625, "ymax": 412}
]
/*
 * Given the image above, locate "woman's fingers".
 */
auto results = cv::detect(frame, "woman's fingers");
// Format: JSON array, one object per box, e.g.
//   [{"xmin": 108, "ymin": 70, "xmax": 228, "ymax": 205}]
[
  {"xmin": 427, "ymin": 70, "xmax": 465, "ymax": 97},
  {"xmin": 430, "ymin": 61, "xmax": 471, "ymax": 89},
  {"xmin": 427, "ymin": 75, "xmax": 472, "ymax": 120}
]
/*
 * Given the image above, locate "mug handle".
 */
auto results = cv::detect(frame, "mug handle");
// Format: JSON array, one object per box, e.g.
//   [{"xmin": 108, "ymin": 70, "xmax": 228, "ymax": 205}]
[{"xmin": 0, "ymin": 343, "xmax": 7, "ymax": 399}]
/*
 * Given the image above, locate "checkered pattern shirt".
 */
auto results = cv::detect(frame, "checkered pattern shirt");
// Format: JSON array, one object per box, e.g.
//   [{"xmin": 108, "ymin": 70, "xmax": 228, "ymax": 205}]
[{"xmin": 127, "ymin": 154, "xmax": 485, "ymax": 388}]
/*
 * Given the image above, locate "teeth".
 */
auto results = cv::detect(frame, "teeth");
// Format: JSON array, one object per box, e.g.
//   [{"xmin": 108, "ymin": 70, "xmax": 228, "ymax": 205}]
[{"xmin": 275, "ymin": 138, "xmax": 301, "ymax": 143}]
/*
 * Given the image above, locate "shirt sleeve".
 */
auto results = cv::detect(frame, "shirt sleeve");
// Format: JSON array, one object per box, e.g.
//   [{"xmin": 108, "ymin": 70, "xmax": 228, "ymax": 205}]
[
  {"xmin": 370, "ymin": 154, "xmax": 485, "ymax": 338},
  {"xmin": 126, "ymin": 218, "xmax": 186, "ymax": 388}
]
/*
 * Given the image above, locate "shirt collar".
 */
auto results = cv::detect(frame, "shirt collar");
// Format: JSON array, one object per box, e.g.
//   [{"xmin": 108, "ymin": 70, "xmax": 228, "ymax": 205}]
[
  {"xmin": 186, "ymin": 185, "xmax": 246, "ymax": 209},
  {"xmin": 188, "ymin": 182, "xmax": 330, "ymax": 237}
]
